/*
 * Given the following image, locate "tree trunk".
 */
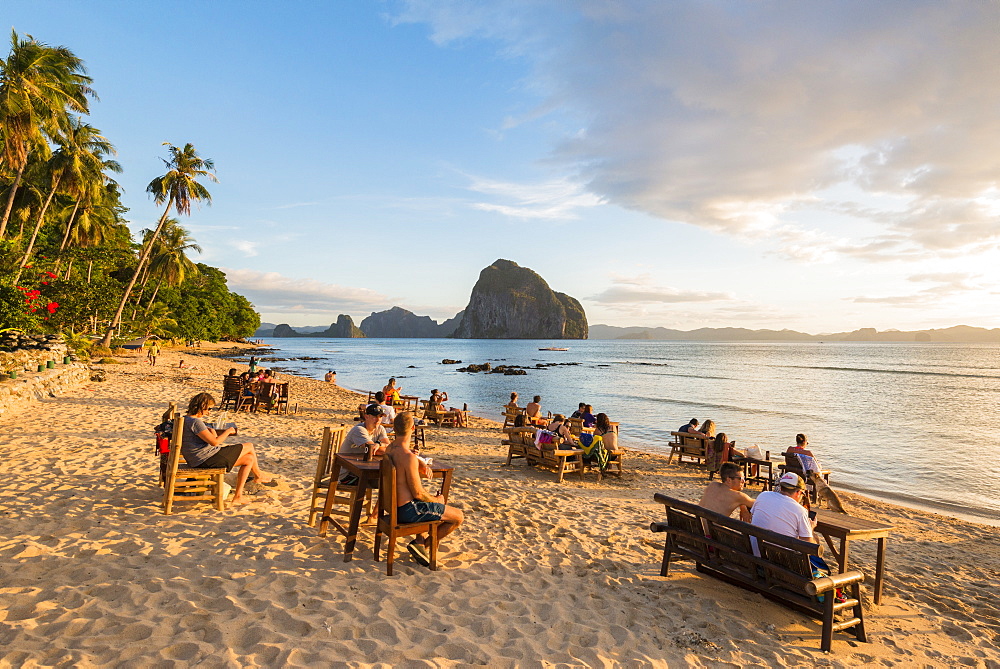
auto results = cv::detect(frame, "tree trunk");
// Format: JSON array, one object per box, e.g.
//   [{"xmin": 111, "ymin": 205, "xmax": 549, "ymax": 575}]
[
  {"xmin": 100, "ymin": 201, "xmax": 174, "ymax": 348},
  {"xmin": 87, "ymin": 259, "xmax": 93, "ymax": 283},
  {"xmin": 0, "ymin": 162, "xmax": 26, "ymax": 239},
  {"xmin": 54, "ymin": 200, "xmax": 82, "ymax": 276},
  {"xmin": 64, "ymin": 257, "xmax": 74, "ymax": 281},
  {"xmin": 13, "ymin": 173, "xmax": 62, "ymax": 285},
  {"xmin": 144, "ymin": 278, "xmax": 163, "ymax": 316}
]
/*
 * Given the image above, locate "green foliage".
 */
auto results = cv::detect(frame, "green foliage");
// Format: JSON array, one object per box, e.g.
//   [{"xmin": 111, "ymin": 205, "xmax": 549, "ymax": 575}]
[
  {"xmin": 157, "ymin": 264, "xmax": 260, "ymax": 342},
  {"xmin": 0, "ymin": 284, "xmax": 42, "ymax": 330}
]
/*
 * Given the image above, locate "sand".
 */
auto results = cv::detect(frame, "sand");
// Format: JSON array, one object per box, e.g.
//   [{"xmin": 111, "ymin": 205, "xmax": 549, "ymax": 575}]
[{"xmin": 0, "ymin": 342, "xmax": 997, "ymax": 667}]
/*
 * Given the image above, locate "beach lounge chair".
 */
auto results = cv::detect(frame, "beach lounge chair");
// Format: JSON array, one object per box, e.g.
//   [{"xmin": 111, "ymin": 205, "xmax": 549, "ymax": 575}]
[
  {"xmin": 373, "ymin": 457, "xmax": 445, "ymax": 575},
  {"xmin": 307, "ymin": 425, "xmax": 350, "ymax": 527},
  {"xmin": 161, "ymin": 411, "xmax": 227, "ymax": 514}
]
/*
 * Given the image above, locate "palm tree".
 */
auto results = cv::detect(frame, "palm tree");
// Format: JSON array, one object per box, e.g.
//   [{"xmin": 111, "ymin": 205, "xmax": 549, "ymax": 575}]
[
  {"xmin": 142, "ymin": 220, "xmax": 202, "ymax": 314},
  {"xmin": 0, "ymin": 30, "xmax": 95, "ymax": 239},
  {"xmin": 99, "ymin": 142, "xmax": 216, "ymax": 348},
  {"xmin": 12, "ymin": 118, "xmax": 115, "ymax": 285}
]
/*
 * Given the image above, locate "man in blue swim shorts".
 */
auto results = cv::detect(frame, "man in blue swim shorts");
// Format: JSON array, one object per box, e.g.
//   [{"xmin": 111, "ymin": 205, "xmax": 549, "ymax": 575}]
[{"xmin": 386, "ymin": 411, "xmax": 464, "ymax": 566}]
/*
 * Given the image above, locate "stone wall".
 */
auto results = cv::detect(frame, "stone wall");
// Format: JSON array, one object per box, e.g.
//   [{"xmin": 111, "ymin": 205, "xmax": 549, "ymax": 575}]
[
  {"xmin": 0, "ymin": 362, "xmax": 91, "ymax": 421},
  {"xmin": 0, "ymin": 333, "xmax": 88, "ymax": 421}
]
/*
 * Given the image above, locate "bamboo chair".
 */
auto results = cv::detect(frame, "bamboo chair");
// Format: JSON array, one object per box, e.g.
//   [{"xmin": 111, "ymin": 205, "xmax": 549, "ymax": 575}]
[
  {"xmin": 503, "ymin": 427, "xmax": 535, "ymax": 465},
  {"xmin": 373, "ymin": 457, "xmax": 443, "ymax": 575},
  {"xmin": 501, "ymin": 405, "xmax": 524, "ymax": 429},
  {"xmin": 307, "ymin": 425, "xmax": 350, "ymax": 526},
  {"xmin": 162, "ymin": 411, "xmax": 227, "ymax": 514},
  {"xmin": 421, "ymin": 401, "xmax": 460, "ymax": 427}
]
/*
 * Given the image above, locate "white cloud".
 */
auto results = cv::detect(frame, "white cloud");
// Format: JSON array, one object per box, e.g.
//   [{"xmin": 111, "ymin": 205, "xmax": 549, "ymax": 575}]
[
  {"xmin": 397, "ymin": 1, "xmax": 1000, "ymax": 257},
  {"xmin": 223, "ymin": 268, "xmax": 393, "ymax": 315},
  {"xmin": 466, "ymin": 174, "xmax": 604, "ymax": 220},
  {"xmin": 850, "ymin": 271, "xmax": 985, "ymax": 306},
  {"xmin": 230, "ymin": 240, "xmax": 259, "ymax": 257},
  {"xmin": 589, "ymin": 274, "xmax": 733, "ymax": 306}
]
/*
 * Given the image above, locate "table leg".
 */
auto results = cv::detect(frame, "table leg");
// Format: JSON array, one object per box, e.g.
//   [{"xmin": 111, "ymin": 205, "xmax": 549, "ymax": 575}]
[
  {"xmin": 838, "ymin": 537, "xmax": 849, "ymax": 573},
  {"xmin": 318, "ymin": 461, "xmax": 342, "ymax": 537},
  {"xmin": 874, "ymin": 537, "xmax": 886, "ymax": 605},
  {"xmin": 343, "ymin": 474, "xmax": 371, "ymax": 562},
  {"xmin": 438, "ymin": 470, "xmax": 453, "ymax": 502}
]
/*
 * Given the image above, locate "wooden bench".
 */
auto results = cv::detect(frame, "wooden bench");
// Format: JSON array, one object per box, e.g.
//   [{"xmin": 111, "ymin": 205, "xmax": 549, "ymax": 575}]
[
  {"xmin": 649, "ymin": 494, "xmax": 867, "ymax": 652},
  {"xmin": 502, "ymin": 426, "xmax": 535, "ymax": 465},
  {"xmin": 506, "ymin": 429, "xmax": 584, "ymax": 482},
  {"xmin": 668, "ymin": 431, "xmax": 711, "ymax": 465}
]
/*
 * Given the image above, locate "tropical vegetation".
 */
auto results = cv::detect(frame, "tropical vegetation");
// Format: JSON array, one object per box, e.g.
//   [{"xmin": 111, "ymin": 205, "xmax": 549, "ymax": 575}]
[{"xmin": 0, "ymin": 31, "xmax": 259, "ymax": 352}]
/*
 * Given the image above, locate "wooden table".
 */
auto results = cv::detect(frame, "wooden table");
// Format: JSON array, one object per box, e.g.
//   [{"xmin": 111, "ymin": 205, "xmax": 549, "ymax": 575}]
[
  {"xmin": 735, "ymin": 456, "xmax": 773, "ymax": 490},
  {"xmin": 318, "ymin": 454, "xmax": 453, "ymax": 562},
  {"xmin": 814, "ymin": 509, "xmax": 893, "ymax": 605}
]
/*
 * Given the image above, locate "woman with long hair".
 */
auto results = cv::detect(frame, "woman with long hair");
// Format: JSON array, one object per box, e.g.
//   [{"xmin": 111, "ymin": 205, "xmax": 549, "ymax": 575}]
[{"xmin": 182, "ymin": 392, "xmax": 275, "ymax": 504}]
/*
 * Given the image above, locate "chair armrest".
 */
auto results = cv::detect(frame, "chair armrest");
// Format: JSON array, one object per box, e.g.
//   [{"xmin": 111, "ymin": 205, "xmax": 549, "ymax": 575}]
[
  {"xmin": 650, "ymin": 521, "xmax": 670, "ymax": 533},
  {"xmin": 805, "ymin": 570, "xmax": 865, "ymax": 595}
]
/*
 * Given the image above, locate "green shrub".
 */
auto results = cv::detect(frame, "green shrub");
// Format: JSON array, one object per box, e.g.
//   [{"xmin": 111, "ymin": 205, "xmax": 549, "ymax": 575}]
[
  {"xmin": 92, "ymin": 345, "xmax": 113, "ymax": 357},
  {"xmin": 98, "ymin": 357, "xmax": 123, "ymax": 364}
]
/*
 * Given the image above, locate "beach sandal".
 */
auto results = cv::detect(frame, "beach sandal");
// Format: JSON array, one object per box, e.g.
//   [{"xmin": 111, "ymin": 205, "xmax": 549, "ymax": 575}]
[
  {"xmin": 407, "ymin": 540, "xmax": 431, "ymax": 567},
  {"xmin": 258, "ymin": 479, "xmax": 280, "ymax": 488}
]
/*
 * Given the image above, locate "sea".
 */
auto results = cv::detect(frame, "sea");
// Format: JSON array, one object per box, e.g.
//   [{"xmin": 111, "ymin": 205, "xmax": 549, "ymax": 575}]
[{"xmin": 245, "ymin": 338, "xmax": 1000, "ymax": 525}]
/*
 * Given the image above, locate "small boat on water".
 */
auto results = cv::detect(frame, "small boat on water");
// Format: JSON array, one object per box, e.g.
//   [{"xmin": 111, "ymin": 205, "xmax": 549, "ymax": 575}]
[{"xmin": 538, "ymin": 347, "xmax": 569, "ymax": 351}]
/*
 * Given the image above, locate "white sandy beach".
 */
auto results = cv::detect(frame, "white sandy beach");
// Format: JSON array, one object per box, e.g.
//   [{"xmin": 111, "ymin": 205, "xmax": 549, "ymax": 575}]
[{"xmin": 0, "ymin": 343, "xmax": 997, "ymax": 667}]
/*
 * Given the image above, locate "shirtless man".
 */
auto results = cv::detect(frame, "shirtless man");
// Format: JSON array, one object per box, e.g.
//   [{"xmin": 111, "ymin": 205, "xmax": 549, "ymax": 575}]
[
  {"xmin": 525, "ymin": 396, "xmax": 542, "ymax": 419},
  {"xmin": 385, "ymin": 411, "xmax": 464, "ymax": 567},
  {"xmin": 698, "ymin": 462, "xmax": 754, "ymax": 522}
]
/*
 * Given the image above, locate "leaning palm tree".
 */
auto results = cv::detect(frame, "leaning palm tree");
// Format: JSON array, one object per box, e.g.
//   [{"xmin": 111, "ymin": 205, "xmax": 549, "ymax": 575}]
[
  {"xmin": 0, "ymin": 30, "xmax": 95, "ymax": 239},
  {"xmin": 142, "ymin": 219, "xmax": 201, "ymax": 314},
  {"xmin": 99, "ymin": 142, "xmax": 216, "ymax": 348},
  {"xmin": 12, "ymin": 118, "xmax": 115, "ymax": 284}
]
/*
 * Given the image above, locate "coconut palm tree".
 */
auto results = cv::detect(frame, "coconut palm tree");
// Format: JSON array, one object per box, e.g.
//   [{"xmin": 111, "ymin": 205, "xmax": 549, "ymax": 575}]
[
  {"xmin": 99, "ymin": 142, "xmax": 216, "ymax": 348},
  {"xmin": 12, "ymin": 118, "xmax": 115, "ymax": 284},
  {"xmin": 142, "ymin": 220, "xmax": 201, "ymax": 314},
  {"xmin": 0, "ymin": 30, "xmax": 95, "ymax": 239}
]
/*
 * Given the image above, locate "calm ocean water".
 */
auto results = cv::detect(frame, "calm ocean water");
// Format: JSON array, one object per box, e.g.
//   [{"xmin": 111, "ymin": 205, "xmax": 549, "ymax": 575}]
[{"xmin": 250, "ymin": 338, "xmax": 1000, "ymax": 523}]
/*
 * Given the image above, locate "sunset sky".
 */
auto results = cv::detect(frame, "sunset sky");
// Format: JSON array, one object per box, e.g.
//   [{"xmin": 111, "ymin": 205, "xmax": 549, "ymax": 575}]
[{"xmin": 8, "ymin": 1, "xmax": 1000, "ymax": 333}]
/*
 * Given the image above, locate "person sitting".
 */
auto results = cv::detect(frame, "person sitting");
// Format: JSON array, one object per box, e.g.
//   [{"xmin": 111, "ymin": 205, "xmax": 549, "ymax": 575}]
[
  {"xmin": 786, "ymin": 434, "xmax": 846, "ymax": 513},
  {"xmin": 227, "ymin": 368, "xmax": 238, "ymax": 377},
  {"xmin": 506, "ymin": 392, "xmax": 520, "ymax": 411},
  {"xmin": 750, "ymin": 472, "xmax": 817, "ymax": 545},
  {"xmin": 181, "ymin": 392, "xmax": 275, "ymax": 505},
  {"xmin": 580, "ymin": 404, "xmax": 596, "ymax": 429},
  {"xmin": 546, "ymin": 414, "xmax": 575, "ymax": 442},
  {"xmin": 679, "ymin": 418, "xmax": 700, "ymax": 433},
  {"xmin": 385, "ymin": 411, "xmax": 464, "ymax": 567},
  {"xmin": 340, "ymin": 404, "xmax": 390, "ymax": 459},
  {"xmin": 429, "ymin": 389, "xmax": 466, "ymax": 427},
  {"xmin": 570, "ymin": 403, "xmax": 586, "ymax": 419},
  {"xmin": 324, "ymin": 370, "xmax": 337, "ymax": 384},
  {"xmin": 373, "ymin": 391, "xmax": 396, "ymax": 426},
  {"xmin": 578, "ymin": 412, "xmax": 616, "ymax": 469},
  {"xmin": 383, "ymin": 378, "xmax": 402, "ymax": 405},
  {"xmin": 788, "ymin": 433, "xmax": 823, "ymax": 476},
  {"xmin": 513, "ymin": 413, "xmax": 529, "ymax": 428},
  {"xmin": 699, "ymin": 462, "xmax": 754, "ymax": 522},
  {"xmin": 698, "ymin": 419, "xmax": 716, "ymax": 439},
  {"xmin": 706, "ymin": 432, "xmax": 745, "ymax": 480},
  {"xmin": 525, "ymin": 395, "xmax": 543, "ymax": 424}
]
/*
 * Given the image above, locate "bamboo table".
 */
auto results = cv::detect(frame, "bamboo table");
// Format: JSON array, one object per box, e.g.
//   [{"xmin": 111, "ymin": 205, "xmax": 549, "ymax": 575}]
[
  {"xmin": 318, "ymin": 454, "xmax": 453, "ymax": 562},
  {"xmin": 814, "ymin": 509, "xmax": 893, "ymax": 605}
]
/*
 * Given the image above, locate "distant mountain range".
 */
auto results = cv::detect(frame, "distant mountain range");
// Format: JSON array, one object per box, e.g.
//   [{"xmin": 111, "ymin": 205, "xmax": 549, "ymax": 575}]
[
  {"xmin": 255, "ymin": 321, "xmax": 1000, "ymax": 343},
  {"xmin": 586, "ymin": 324, "xmax": 1000, "ymax": 343}
]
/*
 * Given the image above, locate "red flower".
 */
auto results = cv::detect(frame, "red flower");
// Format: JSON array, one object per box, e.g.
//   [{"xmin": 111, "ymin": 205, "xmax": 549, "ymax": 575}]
[
  {"xmin": 46, "ymin": 302, "xmax": 58, "ymax": 313},
  {"xmin": 41, "ymin": 281, "xmax": 48, "ymax": 285},
  {"xmin": 45, "ymin": 271, "xmax": 57, "ymax": 278}
]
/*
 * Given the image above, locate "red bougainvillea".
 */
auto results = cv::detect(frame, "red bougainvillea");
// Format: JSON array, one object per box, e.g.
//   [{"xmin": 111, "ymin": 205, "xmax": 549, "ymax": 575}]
[{"xmin": 15, "ymin": 272, "xmax": 59, "ymax": 319}]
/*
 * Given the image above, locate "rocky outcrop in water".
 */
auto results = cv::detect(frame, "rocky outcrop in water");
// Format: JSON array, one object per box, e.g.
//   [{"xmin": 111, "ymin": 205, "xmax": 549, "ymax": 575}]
[
  {"xmin": 361, "ymin": 307, "xmax": 460, "ymax": 338},
  {"xmin": 271, "ymin": 324, "xmax": 299, "ymax": 337},
  {"xmin": 320, "ymin": 315, "xmax": 366, "ymax": 338},
  {"xmin": 452, "ymin": 259, "xmax": 588, "ymax": 339}
]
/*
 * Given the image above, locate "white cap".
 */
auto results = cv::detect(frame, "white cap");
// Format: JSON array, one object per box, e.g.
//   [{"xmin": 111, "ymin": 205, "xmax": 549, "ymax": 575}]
[{"xmin": 778, "ymin": 472, "xmax": 806, "ymax": 490}]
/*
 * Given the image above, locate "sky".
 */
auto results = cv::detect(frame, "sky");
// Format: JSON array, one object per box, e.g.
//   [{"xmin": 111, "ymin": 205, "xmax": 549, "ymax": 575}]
[{"xmin": 7, "ymin": 0, "xmax": 1000, "ymax": 334}]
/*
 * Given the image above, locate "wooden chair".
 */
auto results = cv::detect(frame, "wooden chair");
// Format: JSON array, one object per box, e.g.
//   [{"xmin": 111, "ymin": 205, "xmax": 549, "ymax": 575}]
[
  {"xmin": 503, "ymin": 427, "xmax": 535, "ymax": 465},
  {"xmin": 778, "ymin": 451, "xmax": 832, "ymax": 505},
  {"xmin": 162, "ymin": 411, "xmax": 227, "ymax": 514},
  {"xmin": 501, "ymin": 405, "xmax": 525, "ymax": 429},
  {"xmin": 668, "ymin": 431, "xmax": 710, "ymax": 465},
  {"xmin": 373, "ymin": 457, "xmax": 444, "ymax": 575},
  {"xmin": 307, "ymin": 425, "xmax": 349, "ymax": 526},
  {"xmin": 220, "ymin": 376, "xmax": 243, "ymax": 411},
  {"xmin": 256, "ymin": 382, "xmax": 277, "ymax": 413},
  {"xmin": 566, "ymin": 417, "xmax": 584, "ymax": 436},
  {"xmin": 523, "ymin": 432, "xmax": 584, "ymax": 482},
  {"xmin": 421, "ymin": 401, "xmax": 460, "ymax": 427},
  {"xmin": 273, "ymin": 382, "xmax": 290, "ymax": 414}
]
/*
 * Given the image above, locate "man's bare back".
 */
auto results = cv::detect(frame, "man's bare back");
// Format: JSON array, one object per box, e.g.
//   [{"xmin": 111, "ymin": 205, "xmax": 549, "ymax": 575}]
[{"xmin": 699, "ymin": 481, "xmax": 754, "ymax": 522}]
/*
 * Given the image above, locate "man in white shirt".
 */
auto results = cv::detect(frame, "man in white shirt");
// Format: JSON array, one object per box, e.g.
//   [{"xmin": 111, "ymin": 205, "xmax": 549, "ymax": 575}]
[
  {"xmin": 373, "ymin": 391, "xmax": 396, "ymax": 426},
  {"xmin": 339, "ymin": 404, "xmax": 390, "ymax": 458},
  {"xmin": 750, "ymin": 472, "xmax": 817, "ymax": 544}
]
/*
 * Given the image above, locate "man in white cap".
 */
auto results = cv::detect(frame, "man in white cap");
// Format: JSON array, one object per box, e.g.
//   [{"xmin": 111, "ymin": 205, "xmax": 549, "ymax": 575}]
[{"xmin": 750, "ymin": 472, "xmax": 817, "ymax": 544}]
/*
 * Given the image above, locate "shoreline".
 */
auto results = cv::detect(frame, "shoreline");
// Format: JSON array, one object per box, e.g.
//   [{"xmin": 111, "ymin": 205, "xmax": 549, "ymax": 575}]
[
  {"xmin": 2, "ymin": 341, "xmax": 996, "ymax": 665},
  {"xmin": 210, "ymin": 344, "xmax": 999, "ymax": 527}
]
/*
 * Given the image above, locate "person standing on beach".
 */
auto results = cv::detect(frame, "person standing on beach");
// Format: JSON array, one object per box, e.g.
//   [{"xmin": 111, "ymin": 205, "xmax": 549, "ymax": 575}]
[
  {"xmin": 248, "ymin": 356, "xmax": 258, "ymax": 374},
  {"xmin": 148, "ymin": 341, "xmax": 161, "ymax": 366},
  {"xmin": 385, "ymin": 411, "xmax": 464, "ymax": 567},
  {"xmin": 699, "ymin": 463, "xmax": 754, "ymax": 521}
]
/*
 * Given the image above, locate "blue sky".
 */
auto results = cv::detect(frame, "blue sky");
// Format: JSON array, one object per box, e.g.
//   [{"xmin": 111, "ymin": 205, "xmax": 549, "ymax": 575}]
[{"xmin": 8, "ymin": 1, "xmax": 1000, "ymax": 333}]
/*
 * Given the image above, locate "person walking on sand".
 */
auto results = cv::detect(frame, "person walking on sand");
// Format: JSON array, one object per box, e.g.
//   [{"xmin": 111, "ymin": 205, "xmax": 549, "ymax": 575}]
[
  {"xmin": 385, "ymin": 411, "xmax": 464, "ymax": 567},
  {"xmin": 148, "ymin": 341, "xmax": 161, "ymax": 366},
  {"xmin": 182, "ymin": 392, "xmax": 277, "ymax": 505}
]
